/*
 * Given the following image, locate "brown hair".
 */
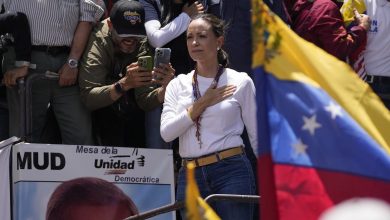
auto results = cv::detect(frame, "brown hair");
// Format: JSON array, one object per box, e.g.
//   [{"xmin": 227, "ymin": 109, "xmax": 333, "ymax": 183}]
[
  {"xmin": 190, "ymin": 13, "xmax": 229, "ymax": 67},
  {"xmin": 46, "ymin": 177, "xmax": 138, "ymax": 220}
]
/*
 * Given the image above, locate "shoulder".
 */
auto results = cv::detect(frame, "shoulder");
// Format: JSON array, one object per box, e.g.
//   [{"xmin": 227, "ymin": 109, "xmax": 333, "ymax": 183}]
[
  {"xmin": 224, "ymin": 68, "xmax": 255, "ymax": 92},
  {"xmin": 92, "ymin": 19, "xmax": 111, "ymax": 43},
  {"xmin": 225, "ymin": 68, "xmax": 252, "ymax": 83},
  {"xmin": 167, "ymin": 71, "xmax": 193, "ymax": 89},
  {"xmin": 175, "ymin": 71, "xmax": 194, "ymax": 84}
]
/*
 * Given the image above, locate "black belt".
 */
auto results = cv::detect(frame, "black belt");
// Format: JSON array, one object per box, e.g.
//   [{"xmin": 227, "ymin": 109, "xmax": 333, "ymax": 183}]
[
  {"xmin": 31, "ymin": 45, "xmax": 70, "ymax": 56},
  {"xmin": 366, "ymin": 75, "xmax": 390, "ymax": 84}
]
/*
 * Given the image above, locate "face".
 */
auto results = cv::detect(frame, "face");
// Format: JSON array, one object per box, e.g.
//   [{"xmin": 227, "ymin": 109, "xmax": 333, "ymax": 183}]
[
  {"xmin": 67, "ymin": 204, "xmax": 134, "ymax": 220},
  {"xmin": 111, "ymin": 28, "xmax": 143, "ymax": 54},
  {"xmin": 186, "ymin": 19, "xmax": 223, "ymax": 63}
]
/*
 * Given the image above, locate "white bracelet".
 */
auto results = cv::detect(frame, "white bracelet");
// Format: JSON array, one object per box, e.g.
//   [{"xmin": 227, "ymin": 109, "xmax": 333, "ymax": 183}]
[{"xmin": 14, "ymin": 60, "xmax": 30, "ymax": 67}]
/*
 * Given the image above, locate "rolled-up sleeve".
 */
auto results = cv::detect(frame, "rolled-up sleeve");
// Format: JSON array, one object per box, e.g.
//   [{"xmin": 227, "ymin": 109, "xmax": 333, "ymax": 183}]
[{"xmin": 80, "ymin": 0, "xmax": 105, "ymax": 22}]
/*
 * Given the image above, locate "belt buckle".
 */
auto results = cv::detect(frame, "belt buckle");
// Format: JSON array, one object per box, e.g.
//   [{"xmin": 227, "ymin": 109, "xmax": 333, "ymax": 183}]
[{"xmin": 366, "ymin": 75, "xmax": 374, "ymax": 84}]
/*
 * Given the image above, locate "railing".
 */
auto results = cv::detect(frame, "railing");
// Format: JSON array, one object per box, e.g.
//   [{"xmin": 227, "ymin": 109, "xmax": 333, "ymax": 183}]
[
  {"xmin": 125, "ymin": 194, "xmax": 260, "ymax": 220},
  {"xmin": 18, "ymin": 71, "xmax": 59, "ymax": 142}
]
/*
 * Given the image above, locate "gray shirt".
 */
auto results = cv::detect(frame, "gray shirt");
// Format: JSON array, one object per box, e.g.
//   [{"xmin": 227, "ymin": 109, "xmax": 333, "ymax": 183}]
[{"xmin": 0, "ymin": 0, "xmax": 104, "ymax": 46}]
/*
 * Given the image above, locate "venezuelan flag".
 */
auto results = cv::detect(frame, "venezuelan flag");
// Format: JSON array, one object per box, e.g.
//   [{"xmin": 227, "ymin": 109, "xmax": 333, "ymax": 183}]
[{"xmin": 252, "ymin": 1, "xmax": 390, "ymax": 220}]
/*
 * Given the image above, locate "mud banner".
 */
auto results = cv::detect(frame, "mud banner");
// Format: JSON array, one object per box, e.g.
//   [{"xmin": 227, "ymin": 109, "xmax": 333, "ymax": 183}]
[{"xmin": 2, "ymin": 142, "xmax": 175, "ymax": 220}]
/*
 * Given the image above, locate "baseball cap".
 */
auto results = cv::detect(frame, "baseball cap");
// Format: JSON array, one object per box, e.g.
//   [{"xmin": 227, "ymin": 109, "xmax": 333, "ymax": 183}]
[{"xmin": 110, "ymin": 0, "xmax": 146, "ymax": 38}]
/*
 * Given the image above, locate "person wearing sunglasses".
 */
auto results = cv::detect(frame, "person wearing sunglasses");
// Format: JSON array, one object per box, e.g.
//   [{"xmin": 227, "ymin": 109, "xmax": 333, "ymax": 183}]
[{"xmin": 79, "ymin": 0, "xmax": 175, "ymax": 147}]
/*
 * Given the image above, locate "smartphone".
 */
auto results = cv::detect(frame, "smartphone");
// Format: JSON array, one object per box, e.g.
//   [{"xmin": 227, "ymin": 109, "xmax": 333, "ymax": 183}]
[
  {"xmin": 154, "ymin": 48, "xmax": 171, "ymax": 68},
  {"xmin": 137, "ymin": 56, "xmax": 153, "ymax": 71}
]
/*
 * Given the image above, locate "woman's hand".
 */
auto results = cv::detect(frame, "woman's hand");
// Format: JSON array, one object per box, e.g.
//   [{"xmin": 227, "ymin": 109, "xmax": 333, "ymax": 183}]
[
  {"xmin": 187, "ymin": 83, "xmax": 236, "ymax": 121},
  {"xmin": 201, "ymin": 83, "xmax": 237, "ymax": 107}
]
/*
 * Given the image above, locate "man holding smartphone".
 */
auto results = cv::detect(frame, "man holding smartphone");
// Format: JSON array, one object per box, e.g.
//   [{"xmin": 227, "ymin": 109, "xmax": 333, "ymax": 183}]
[{"xmin": 79, "ymin": 0, "xmax": 175, "ymax": 147}]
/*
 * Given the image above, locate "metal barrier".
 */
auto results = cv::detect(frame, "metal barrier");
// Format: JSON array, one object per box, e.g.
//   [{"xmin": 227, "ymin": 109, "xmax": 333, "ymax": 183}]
[
  {"xmin": 125, "ymin": 194, "xmax": 260, "ymax": 220},
  {"xmin": 18, "ymin": 71, "xmax": 59, "ymax": 142}
]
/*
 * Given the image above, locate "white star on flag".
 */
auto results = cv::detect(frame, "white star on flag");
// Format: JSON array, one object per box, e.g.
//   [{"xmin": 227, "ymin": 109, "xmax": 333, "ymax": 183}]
[
  {"xmin": 325, "ymin": 102, "xmax": 342, "ymax": 120},
  {"xmin": 302, "ymin": 115, "xmax": 322, "ymax": 135},
  {"xmin": 293, "ymin": 138, "xmax": 308, "ymax": 155}
]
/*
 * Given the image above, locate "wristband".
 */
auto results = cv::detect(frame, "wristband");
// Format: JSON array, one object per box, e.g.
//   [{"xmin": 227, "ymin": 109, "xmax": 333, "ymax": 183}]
[{"xmin": 114, "ymin": 82, "xmax": 125, "ymax": 95}]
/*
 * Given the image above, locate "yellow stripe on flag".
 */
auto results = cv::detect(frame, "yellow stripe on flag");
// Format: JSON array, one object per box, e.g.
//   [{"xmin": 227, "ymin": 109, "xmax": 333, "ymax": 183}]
[{"xmin": 185, "ymin": 163, "xmax": 221, "ymax": 220}]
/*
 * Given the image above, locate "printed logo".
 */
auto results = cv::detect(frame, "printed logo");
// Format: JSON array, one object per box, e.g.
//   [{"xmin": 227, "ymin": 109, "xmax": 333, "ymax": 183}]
[
  {"xmin": 370, "ymin": 19, "xmax": 378, "ymax": 33},
  {"xmin": 17, "ymin": 152, "xmax": 65, "ymax": 170},
  {"xmin": 123, "ymin": 11, "xmax": 141, "ymax": 25},
  {"xmin": 93, "ymin": 148, "xmax": 146, "ymax": 175}
]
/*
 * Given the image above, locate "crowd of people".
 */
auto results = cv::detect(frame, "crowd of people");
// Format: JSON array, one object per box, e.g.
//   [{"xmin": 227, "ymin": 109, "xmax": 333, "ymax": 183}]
[{"xmin": 0, "ymin": 0, "xmax": 388, "ymax": 219}]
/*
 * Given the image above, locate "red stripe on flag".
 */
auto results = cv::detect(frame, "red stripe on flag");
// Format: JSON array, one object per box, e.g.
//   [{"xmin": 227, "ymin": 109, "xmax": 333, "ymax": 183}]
[
  {"xmin": 274, "ymin": 164, "xmax": 390, "ymax": 220},
  {"xmin": 258, "ymin": 155, "xmax": 279, "ymax": 220}
]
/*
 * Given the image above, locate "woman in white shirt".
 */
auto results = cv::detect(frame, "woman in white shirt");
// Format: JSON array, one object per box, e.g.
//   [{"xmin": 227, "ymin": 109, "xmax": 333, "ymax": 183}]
[{"xmin": 160, "ymin": 13, "xmax": 257, "ymax": 220}]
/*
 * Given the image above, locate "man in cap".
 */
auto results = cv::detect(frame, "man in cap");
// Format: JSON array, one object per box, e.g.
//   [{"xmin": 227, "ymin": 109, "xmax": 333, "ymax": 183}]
[{"xmin": 79, "ymin": 0, "xmax": 175, "ymax": 147}]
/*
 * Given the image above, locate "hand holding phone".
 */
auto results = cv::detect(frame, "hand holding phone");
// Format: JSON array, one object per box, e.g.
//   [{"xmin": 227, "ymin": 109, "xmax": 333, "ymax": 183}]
[
  {"xmin": 153, "ymin": 48, "xmax": 171, "ymax": 80},
  {"xmin": 122, "ymin": 61, "xmax": 153, "ymax": 89}
]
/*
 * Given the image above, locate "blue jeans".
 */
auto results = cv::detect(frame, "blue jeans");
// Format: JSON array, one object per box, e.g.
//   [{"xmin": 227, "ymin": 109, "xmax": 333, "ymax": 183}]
[{"xmin": 176, "ymin": 154, "xmax": 256, "ymax": 220}]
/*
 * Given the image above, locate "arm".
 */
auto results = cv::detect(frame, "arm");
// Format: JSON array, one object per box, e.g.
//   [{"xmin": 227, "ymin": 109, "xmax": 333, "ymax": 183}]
[
  {"xmin": 142, "ymin": 1, "xmax": 203, "ymax": 48},
  {"xmin": 1, "ymin": 12, "xmax": 31, "ymax": 87},
  {"xmin": 237, "ymin": 76, "xmax": 258, "ymax": 158},
  {"xmin": 312, "ymin": 2, "xmax": 368, "ymax": 60},
  {"xmin": 79, "ymin": 56, "xmax": 154, "ymax": 110},
  {"xmin": 58, "ymin": 0, "xmax": 105, "ymax": 87},
  {"xmin": 79, "ymin": 36, "xmax": 115, "ymax": 110},
  {"xmin": 145, "ymin": 14, "xmax": 191, "ymax": 48},
  {"xmin": 160, "ymin": 78, "xmax": 194, "ymax": 142},
  {"xmin": 79, "ymin": 32, "xmax": 154, "ymax": 110},
  {"xmin": 58, "ymin": 21, "xmax": 93, "ymax": 87}
]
